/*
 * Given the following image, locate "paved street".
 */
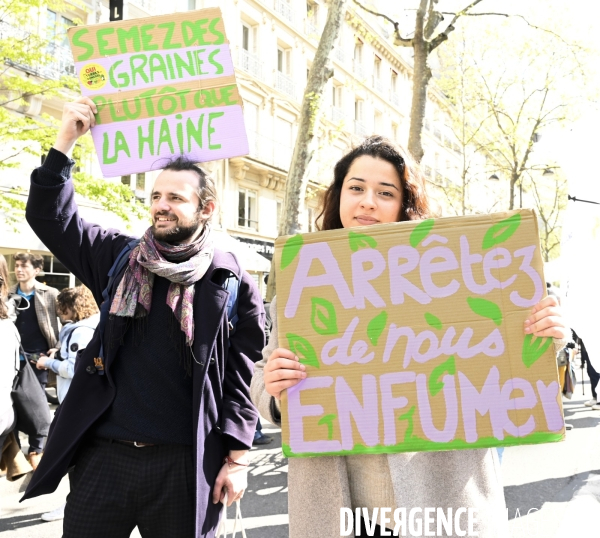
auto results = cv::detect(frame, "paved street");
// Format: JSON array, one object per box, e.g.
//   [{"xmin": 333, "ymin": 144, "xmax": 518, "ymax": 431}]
[{"xmin": 1, "ymin": 378, "xmax": 599, "ymax": 537}]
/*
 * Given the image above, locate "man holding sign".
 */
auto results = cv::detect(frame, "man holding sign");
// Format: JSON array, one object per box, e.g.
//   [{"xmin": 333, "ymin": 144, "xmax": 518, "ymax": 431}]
[{"xmin": 21, "ymin": 97, "xmax": 265, "ymax": 538}]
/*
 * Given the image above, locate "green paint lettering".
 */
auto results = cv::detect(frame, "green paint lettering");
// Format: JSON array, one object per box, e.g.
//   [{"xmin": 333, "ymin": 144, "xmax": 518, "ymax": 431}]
[
  {"xmin": 138, "ymin": 120, "xmax": 155, "ymax": 158},
  {"xmin": 175, "ymin": 114, "xmax": 184, "ymax": 153},
  {"xmin": 181, "ymin": 21, "xmax": 197, "ymax": 47},
  {"xmin": 195, "ymin": 19, "xmax": 210, "ymax": 45},
  {"xmin": 116, "ymin": 26, "xmax": 141, "ymax": 54},
  {"xmin": 91, "ymin": 96, "xmax": 107, "ymax": 125},
  {"xmin": 165, "ymin": 54, "xmax": 176, "ymax": 79},
  {"xmin": 176, "ymin": 89, "xmax": 190, "ymax": 110},
  {"xmin": 174, "ymin": 51, "xmax": 196, "ymax": 78},
  {"xmin": 103, "ymin": 130, "xmax": 130, "ymax": 164},
  {"xmin": 108, "ymin": 100, "xmax": 127, "ymax": 122},
  {"xmin": 157, "ymin": 94, "xmax": 177, "ymax": 115},
  {"xmin": 130, "ymin": 54, "xmax": 149, "ymax": 86},
  {"xmin": 186, "ymin": 115, "xmax": 204, "ymax": 151},
  {"xmin": 140, "ymin": 24, "xmax": 158, "ymax": 51},
  {"xmin": 139, "ymin": 89, "xmax": 157, "ymax": 117},
  {"xmin": 123, "ymin": 96, "xmax": 142, "ymax": 120},
  {"xmin": 158, "ymin": 22, "xmax": 182, "ymax": 49},
  {"xmin": 72, "ymin": 28, "xmax": 94, "ymax": 61},
  {"xmin": 157, "ymin": 119, "xmax": 174, "ymax": 154},
  {"xmin": 208, "ymin": 111, "xmax": 224, "ymax": 150},
  {"xmin": 194, "ymin": 48, "xmax": 209, "ymax": 75},
  {"xmin": 108, "ymin": 60, "xmax": 130, "ymax": 88},
  {"xmin": 149, "ymin": 54, "xmax": 168, "ymax": 83},
  {"xmin": 208, "ymin": 49, "xmax": 223, "ymax": 74},
  {"xmin": 194, "ymin": 89, "xmax": 214, "ymax": 108},
  {"xmin": 208, "ymin": 18, "xmax": 225, "ymax": 44},
  {"xmin": 97, "ymin": 28, "xmax": 117, "ymax": 56},
  {"xmin": 217, "ymin": 85, "xmax": 237, "ymax": 106}
]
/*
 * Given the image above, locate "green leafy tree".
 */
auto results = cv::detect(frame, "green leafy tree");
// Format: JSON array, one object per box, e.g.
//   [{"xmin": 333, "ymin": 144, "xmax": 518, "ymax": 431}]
[{"xmin": 0, "ymin": 0, "xmax": 145, "ymax": 227}]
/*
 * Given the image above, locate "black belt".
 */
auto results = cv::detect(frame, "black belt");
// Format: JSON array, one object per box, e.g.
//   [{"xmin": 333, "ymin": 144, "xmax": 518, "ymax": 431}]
[{"xmin": 113, "ymin": 439, "xmax": 157, "ymax": 448}]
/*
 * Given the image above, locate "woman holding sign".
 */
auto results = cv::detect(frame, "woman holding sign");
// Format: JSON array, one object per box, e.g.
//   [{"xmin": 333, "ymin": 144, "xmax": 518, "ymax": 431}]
[{"xmin": 251, "ymin": 136, "xmax": 569, "ymax": 538}]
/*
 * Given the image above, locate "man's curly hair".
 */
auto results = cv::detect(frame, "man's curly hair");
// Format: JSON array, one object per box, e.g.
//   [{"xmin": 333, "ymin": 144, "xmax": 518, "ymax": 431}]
[{"xmin": 56, "ymin": 286, "xmax": 99, "ymax": 322}]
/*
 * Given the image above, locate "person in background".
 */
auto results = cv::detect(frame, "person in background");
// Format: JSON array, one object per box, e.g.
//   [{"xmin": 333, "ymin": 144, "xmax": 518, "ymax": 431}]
[
  {"xmin": 9, "ymin": 252, "xmax": 60, "ymax": 470},
  {"xmin": 254, "ymin": 274, "xmax": 273, "ymax": 447},
  {"xmin": 573, "ymin": 330, "xmax": 600, "ymax": 409},
  {"xmin": 0, "ymin": 254, "xmax": 20, "ymax": 452},
  {"xmin": 35, "ymin": 285, "xmax": 99, "ymax": 522},
  {"xmin": 252, "ymin": 136, "xmax": 570, "ymax": 538}
]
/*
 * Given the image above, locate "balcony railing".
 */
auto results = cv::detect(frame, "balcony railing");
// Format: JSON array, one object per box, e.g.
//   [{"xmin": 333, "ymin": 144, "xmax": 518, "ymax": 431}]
[
  {"xmin": 247, "ymin": 130, "xmax": 293, "ymax": 171},
  {"xmin": 275, "ymin": 71, "xmax": 296, "ymax": 99},
  {"xmin": 237, "ymin": 49, "xmax": 263, "ymax": 80},
  {"xmin": 389, "ymin": 91, "xmax": 400, "ymax": 107},
  {"xmin": 334, "ymin": 47, "xmax": 346, "ymax": 64},
  {"xmin": 305, "ymin": 20, "xmax": 318, "ymax": 36},
  {"xmin": 354, "ymin": 120, "xmax": 368, "ymax": 137},
  {"xmin": 331, "ymin": 107, "xmax": 349, "ymax": 125},
  {"xmin": 372, "ymin": 77, "xmax": 385, "ymax": 94},
  {"xmin": 0, "ymin": 21, "xmax": 75, "ymax": 80},
  {"xmin": 353, "ymin": 60, "xmax": 365, "ymax": 79},
  {"xmin": 274, "ymin": 0, "xmax": 295, "ymax": 24}
]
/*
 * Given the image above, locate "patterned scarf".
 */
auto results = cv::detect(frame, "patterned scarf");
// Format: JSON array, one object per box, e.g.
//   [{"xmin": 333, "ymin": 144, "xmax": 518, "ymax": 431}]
[{"xmin": 109, "ymin": 224, "xmax": 214, "ymax": 346}]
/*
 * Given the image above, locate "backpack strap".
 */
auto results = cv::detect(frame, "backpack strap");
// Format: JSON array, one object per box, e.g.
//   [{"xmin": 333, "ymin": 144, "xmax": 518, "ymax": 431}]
[
  {"xmin": 211, "ymin": 268, "xmax": 241, "ymax": 348},
  {"xmin": 96, "ymin": 238, "xmax": 140, "ymax": 374}
]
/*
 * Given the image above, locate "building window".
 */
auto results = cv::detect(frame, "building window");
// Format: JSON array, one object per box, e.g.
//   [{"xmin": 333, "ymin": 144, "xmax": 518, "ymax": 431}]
[
  {"xmin": 242, "ymin": 23, "xmax": 256, "ymax": 52},
  {"xmin": 353, "ymin": 38, "xmax": 364, "ymax": 78},
  {"xmin": 239, "ymin": 22, "xmax": 262, "ymax": 78},
  {"xmin": 306, "ymin": 1, "xmax": 318, "ymax": 34},
  {"xmin": 39, "ymin": 255, "xmax": 73, "ymax": 290},
  {"xmin": 121, "ymin": 174, "xmax": 132, "ymax": 188},
  {"xmin": 238, "ymin": 189, "xmax": 258, "ymax": 230},
  {"xmin": 277, "ymin": 47, "xmax": 291, "ymax": 75},
  {"xmin": 332, "ymin": 84, "xmax": 342, "ymax": 107}
]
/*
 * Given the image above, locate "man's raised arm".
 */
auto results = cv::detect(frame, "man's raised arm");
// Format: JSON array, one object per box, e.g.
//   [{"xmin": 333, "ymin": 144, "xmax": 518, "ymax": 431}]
[{"xmin": 26, "ymin": 97, "xmax": 133, "ymax": 302}]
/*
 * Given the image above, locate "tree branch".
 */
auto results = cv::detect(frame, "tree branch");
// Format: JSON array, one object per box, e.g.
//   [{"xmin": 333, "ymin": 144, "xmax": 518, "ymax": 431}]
[
  {"xmin": 429, "ymin": 0, "xmax": 486, "ymax": 51},
  {"xmin": 351, "ymin": 0, "xmax": 412, "ymax": 46}
]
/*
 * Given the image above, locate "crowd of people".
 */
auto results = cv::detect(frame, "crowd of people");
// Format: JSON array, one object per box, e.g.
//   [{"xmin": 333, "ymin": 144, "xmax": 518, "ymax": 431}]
[{"xmin": 0, "ymin": 96, "xmax": 589, "ymax": 538}]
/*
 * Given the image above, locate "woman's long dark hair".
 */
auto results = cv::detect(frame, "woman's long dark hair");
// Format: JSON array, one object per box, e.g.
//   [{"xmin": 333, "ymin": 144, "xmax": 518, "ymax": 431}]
[{"xmin": 316, "ymin": 136, "xmax": 430, "ymax": 231}]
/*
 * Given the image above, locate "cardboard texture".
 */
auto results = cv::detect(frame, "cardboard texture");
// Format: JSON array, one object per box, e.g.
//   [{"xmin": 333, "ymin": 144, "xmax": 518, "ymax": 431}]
[
  {"xmin": 274, "ymin": 210, "xmax": 565, "ymax": 458},
  {"xmin": 67, "ymin": 8, "xmax": 248, "ymax": 177}
]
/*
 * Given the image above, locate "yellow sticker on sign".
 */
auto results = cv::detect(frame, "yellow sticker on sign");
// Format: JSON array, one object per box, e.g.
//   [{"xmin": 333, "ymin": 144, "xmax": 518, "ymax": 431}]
[{"xmin": 79, "ymin": 63, "xmax": 107, "ymax": 90}]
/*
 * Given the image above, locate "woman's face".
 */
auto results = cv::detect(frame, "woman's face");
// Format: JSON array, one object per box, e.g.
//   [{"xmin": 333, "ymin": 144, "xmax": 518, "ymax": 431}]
[{"xmin": 339, "ymin": 155, "xmax": 403, "ymax": 229}]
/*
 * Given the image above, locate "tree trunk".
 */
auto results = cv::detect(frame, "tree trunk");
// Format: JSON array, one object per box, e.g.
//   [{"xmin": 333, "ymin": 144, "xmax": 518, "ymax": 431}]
[
  {"xmin": 509, "ymin": 173, "xmax": 518, "ymax": 210},
  {"xmin": 407, "ymin": 0, "xmax": 431, "ymax": 163},
  {"xmin": 266, "ymin": 0, "xmax": 348, "ymax": 301}
]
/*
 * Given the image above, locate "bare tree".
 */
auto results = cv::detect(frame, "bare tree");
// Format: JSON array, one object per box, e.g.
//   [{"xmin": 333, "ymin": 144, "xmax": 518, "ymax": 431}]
[
  {"xmin": 528, "ymin": 170, "xmax": 567, "ymax": 262},
  {"xmin": 266, "ymin": 0, "xmax": 348, "ymax": 300},
  {"xmin": 353, "ymin": 0, "xmax": 487, "ymax": 162}
]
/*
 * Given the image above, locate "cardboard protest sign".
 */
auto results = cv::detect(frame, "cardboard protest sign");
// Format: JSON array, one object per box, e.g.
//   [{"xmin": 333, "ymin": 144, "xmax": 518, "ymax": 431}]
[
  {"xmin": 274, "ymin": 209, "xmax": 565, "ymax": 458},
  {"xmin": 67, "ymin": 8, "xmax": 247, "ymax": 177}
]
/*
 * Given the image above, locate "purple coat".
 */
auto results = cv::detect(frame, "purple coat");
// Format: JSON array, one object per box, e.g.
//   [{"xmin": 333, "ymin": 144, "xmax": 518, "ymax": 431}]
[{"xmin": 21, "ymin": 153, "xmax": 265, "ymax": 538}]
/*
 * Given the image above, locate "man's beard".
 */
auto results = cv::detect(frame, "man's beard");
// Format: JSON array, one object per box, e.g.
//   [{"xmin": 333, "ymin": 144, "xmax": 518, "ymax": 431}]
[{"xmin": 152, "ymin": 213, "xmax": 203, "ymax": 244}]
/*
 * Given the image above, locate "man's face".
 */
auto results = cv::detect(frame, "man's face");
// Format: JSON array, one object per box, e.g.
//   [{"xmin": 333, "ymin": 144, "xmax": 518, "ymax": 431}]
[
  {"xmin": 14, "ymin": 260, "xmax": 40, "ymax": 283},
  {"xmin": 150, "ymin": 169, "xmax": 215, "ymax": 245}
]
